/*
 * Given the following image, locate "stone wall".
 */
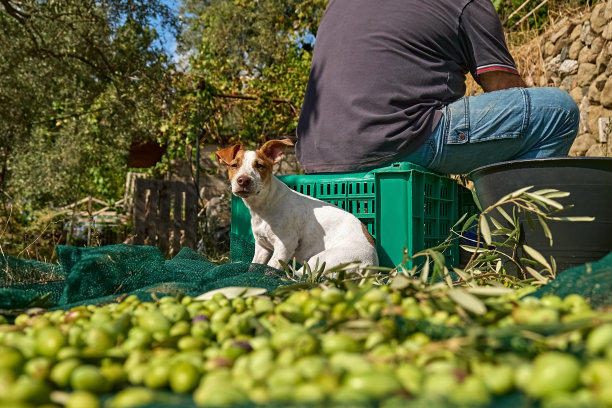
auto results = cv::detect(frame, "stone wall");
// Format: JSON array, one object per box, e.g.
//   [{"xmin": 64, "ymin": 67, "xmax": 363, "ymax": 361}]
[{"xmin": 540, "ymin": 0, "xmax": 612, "ymax": 156}]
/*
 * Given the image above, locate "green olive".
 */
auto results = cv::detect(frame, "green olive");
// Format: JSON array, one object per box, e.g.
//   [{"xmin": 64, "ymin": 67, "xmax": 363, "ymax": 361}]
[
  {"xmin": 65, "ymin": 390, "xmax": 100, "ymax": 408},
  {"xmin": 0, "ymin": 346, "xmax": 25, "ymax": 374},
  {"xmin": 110, "ymin": 387, "xmax": 156, "ymax": 408},
  {"xmin": 343, "ymin": 370, "xmax": 402, "ymax": 399},
  {"xmin": 586, "ymin": 324, "xmax": 612, "ymax": 355},
  {"xmin": 169, "ymin": 362, "xmax": 200, "ymax": 393},
  {"xmin": 70, "ymin": 365, "xmax": 110, "ymax": 394},
  {"xmin": 34, "ymin": 327, "xmax": 66, "ymax": 358},
  {"xmin": 49, "ymin": 358, "xmax": 82, "ymax": 389},
  {"xmin": 524, "ymin": 352, "xmax": 581, "ymax": 398}
]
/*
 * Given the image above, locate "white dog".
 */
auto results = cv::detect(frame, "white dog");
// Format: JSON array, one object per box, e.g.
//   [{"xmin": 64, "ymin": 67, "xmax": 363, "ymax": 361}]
[{"xmin": 216, "ymin": 139, "xmax": 379, "ymax": 273}]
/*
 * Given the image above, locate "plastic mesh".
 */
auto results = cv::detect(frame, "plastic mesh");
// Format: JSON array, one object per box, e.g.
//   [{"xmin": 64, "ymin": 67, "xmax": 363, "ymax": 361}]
[
  {"xmin": 1, "ymin": 241, "xmax": 287, "ymax": 312},
  {"xmin": 533, "ymin": 251, "xmax": 612, "ymax": 308},
  {"xmin": 0, "ymin": 256, "xmax": 64, "ymax": 309}
]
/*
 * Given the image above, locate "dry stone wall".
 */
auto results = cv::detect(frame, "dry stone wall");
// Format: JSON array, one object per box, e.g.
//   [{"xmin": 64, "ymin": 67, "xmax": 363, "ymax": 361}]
[{"xmin": 540, "ymin": 0, "xmax": 612, "ymax": 157}]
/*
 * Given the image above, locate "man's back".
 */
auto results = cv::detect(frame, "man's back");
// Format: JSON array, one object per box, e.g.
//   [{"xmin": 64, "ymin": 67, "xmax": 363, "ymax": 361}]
[{"xmin": 296, "ymin": 0, "xmax": 516, "ymax": 173}]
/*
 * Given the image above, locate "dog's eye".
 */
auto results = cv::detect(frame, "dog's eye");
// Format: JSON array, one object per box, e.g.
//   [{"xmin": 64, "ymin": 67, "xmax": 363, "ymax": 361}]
[
  {"xmin": 230, "ymin": 163, "xmax": 238, "ymax": 168},
  {"xmin": 255, "ymin": 162, "xmax": 265, "ymax": 168}
]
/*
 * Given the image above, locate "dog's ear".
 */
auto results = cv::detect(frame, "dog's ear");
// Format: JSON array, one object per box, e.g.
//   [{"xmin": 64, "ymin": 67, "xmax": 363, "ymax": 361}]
[
  {"xmin": 215, "ymin": 143, "xmax": 242, "ymax": 166},
  {"xmin": 260, "ymin": 138, "xmax": 294, "ymax": 164}
]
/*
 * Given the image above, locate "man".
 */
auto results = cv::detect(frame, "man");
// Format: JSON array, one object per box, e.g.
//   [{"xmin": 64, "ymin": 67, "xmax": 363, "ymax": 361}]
[{"xmin": 296, "ymin": 0, "xmax": 579, "ymax": 174}]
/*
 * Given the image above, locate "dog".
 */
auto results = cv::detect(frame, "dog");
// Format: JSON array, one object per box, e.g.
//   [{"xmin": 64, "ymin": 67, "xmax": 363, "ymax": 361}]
[{"xmin": 215, "ymin": 139, "xmax": 379, "ymax": 274}]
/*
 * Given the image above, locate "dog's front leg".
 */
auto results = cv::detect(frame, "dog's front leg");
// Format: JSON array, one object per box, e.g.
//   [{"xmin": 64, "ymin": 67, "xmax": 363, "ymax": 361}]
[
  {"xmin": 252, "ymin": 243, "xmax": 273, "ymax": 265},
  {"xmin": 267, "ymin": 241, "xmax": 298, "ymax": 270}
]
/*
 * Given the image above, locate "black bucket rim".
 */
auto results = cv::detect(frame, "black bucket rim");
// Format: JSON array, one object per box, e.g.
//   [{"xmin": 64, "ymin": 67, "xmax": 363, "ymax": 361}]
[{"xmin": 468, "ymin": 157, "xmax": 612, "ymax": 181}]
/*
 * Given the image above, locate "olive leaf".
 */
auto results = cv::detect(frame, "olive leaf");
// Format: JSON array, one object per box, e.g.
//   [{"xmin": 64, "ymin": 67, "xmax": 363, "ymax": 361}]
[
  {"xmin": 523, "ymin": 244, "xmax": 552, "ymax": 270},
  {"xmin": 548, "ymin": 216, "xmax": 595, "ymax": 222},
  {"xmin": 460, "ymin": 245, "xmax": 487, "ymax": 253},
  {"xmin": 421, "ymin": 259, "xmax": 430, "ymax": 283},
  {"xmin": 537, "ymin": 214, "xmax": 553, "ymax": 247},
  {"xmin": 448, "ymin": 288, "xmax": 487, "ymax": 315},
  {"xmin": 471, "ymin": 189, "xmax": 483, "ymax": 211},
  {"xmin": 453, "ymin": 212, "xmax": 468, "ymax": 229},
  {"xmin": 196, "ymin": 286, "xmax": 267, "ymax": 300},
  {"xmin": 525, "ymin": 266, "xmax": 549, "ymax": 284},
  {"xmin": 465, "ymin": 286, "xmax": 514, "ymax": 296},
  {"xmin": 495, "ymin": 206, "xmax": 514, "ymax": 226},
  {"xmin": 524, "ymin": 192, "xmax": 564, "ymax": 210},
  {"xmin": 495, "ymin": 186, "xmax": 534, "ymax": 205},
  {"xmin": 479, "ymin": 215, "xmax": 492, "ymax": 245},
  {"xmin": 390, "ymin": 274, "xmax": 411, "ymax": 289},
  {"xmin": 461, "ymin": 213, "xmax": 479, "ymax": 233},
  {"xmin": 490, "ymin": 216, "xmax": 505, "ymax": 231}
]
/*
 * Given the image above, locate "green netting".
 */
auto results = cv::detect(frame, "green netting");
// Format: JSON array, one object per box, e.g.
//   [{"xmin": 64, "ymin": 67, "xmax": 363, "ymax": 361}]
[
  {"xmin": 533, "ymin": 251, "xmax": 612, "ymax": 308},
  {"xmin": 0, "ymin": 256, "xmax": 65, "ymax": 309},
  {"xmin": 0, "ymin": 235, "xmax": 285, "ymax": 313}
]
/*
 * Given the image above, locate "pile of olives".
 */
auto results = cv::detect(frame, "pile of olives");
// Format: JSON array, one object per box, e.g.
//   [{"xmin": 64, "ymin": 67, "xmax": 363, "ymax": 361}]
[{"xmin": 1, "ymin": 285, "xmax": 612, "ymax": 408}]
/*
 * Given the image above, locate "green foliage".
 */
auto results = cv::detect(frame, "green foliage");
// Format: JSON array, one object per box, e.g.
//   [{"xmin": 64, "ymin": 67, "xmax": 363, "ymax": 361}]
[
  {"xmin": 494, "ymin": 0, "xmax": 592, "ymax": 30},
  {"xmin": 0, "ymin": 0, "xmax": 177, "ymax": 210}
]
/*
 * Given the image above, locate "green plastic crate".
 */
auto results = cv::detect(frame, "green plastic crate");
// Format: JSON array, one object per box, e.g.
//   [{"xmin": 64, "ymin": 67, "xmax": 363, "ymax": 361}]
[{"xmin": 230, "ymin": 162, "xmax": 460, "ymax": 269}]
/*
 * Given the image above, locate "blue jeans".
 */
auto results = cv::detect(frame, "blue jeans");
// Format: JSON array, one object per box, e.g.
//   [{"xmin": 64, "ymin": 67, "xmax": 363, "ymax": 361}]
[{"xmin": 402, "ymin": 87, "xmax": 580, "ymax": 174}]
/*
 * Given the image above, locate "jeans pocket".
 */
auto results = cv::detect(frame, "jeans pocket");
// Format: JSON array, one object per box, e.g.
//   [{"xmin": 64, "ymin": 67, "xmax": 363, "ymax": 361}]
[
  {"xmin": 445, "ymin": 98, "xmax": 470, "ymax": 145},
  {"xmin": 445, "ymin": 88, "xmax": 528, "ymax": 145}
]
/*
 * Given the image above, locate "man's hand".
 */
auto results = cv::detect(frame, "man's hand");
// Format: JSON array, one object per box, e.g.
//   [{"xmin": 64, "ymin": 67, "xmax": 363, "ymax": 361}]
[{"xmin": 477, "ymin": 70, "xmax": 527, "ymax": 92}]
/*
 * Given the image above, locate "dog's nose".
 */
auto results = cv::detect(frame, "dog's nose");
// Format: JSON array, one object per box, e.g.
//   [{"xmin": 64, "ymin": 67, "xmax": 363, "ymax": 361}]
[{"xmin": 237, "ymin": 176, "xmax": 251, "ymax": 188}]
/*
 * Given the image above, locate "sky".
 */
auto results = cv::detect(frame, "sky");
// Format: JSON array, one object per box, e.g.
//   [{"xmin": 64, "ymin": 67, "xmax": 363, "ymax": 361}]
[{"xmin": 157, "ymin": 0, "xmax": 180, "ymax": 61}]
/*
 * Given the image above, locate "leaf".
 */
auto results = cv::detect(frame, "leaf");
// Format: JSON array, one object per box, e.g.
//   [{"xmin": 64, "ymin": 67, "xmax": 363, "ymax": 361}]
[
  {"xmin": 453, "ymin": 212, "xmax": 467, "ymax": 229},
  {"xmin": 325, "ymin": 261, "xmax": 360, "ymax": 274},
  {"xmin": 461, "ymin": 214, "xmax": 479, "ymax": 233},
  {"xmin": 550, "ymin": 256, "xmax": 557, "ymax": 276},
  {"xmin": 443, "ymin": 266, "xmax": 453, "ymax": 287},
  {"xmin": 390, "ymin": 274, "xmax": 411, "ymax": 289},
  {"xmin": 448, "ymin": 289, "xmax": 487, "ymax": 315},
  {"xmin": 532, "ymin": 188, "xmax": 559, "ymax": 195},
  {"xmin": 453, "ymin": 268, "xmax": 475, "ymax": 286},
  {"xmin": 490, "ymin": 216, "xmax": 505, "ymax": 230},
  {"xmin": 495, "ymin": 186, "xmax": 533, "ymax": 205},
  {"xmin": 492, "ymin": 228, "xmax": 514, "ymax": 236},
  {"xmin": 537, "ymin": 190, "xmax": 570, "ymax": 199},
  {"xmin": 465, "ymin": 286, "xmax": 514, "ymax": 296},
  {"xmin": 524, "ymin": 212, "xmax": 536, "ymax": 230},
  {"xmin": 421, "ymin": 259, "xmax": 430, "ymax": 283},
  {"xmin": 524, "ymin": 192, "xmax": 564, "ymax": 210},
  {"xmin": 537, "ymin": 214, "xmax": 553, "ymax": 247},
  {"xmin": 496, "ymin": 206, "xmax": 515, "ymax": 225},
  {"xmin": 523, "ymin": 244, "xmax": 552, "ymax": 270},
  {"xmin": 479, "ymin": 215, "xmax": 492, "ymax": 245},
  {"xmin": 459, "ymin": 245, "xmax": 487, "ymax": 253},
  {"xmin": 548, "ymin": 216, "xmax": 595, "ymax": 222},
  {"xmin": 471, "ymin": 189, "xmax": 483, "ymax": 211},
  {"xmin": 525, "ymin": 266, "xmax": 549, "ymax": 284},
  {"xmin": 196, "ymin": 286, "xmax": 267, "ymax": 300},
  {"xmin": 428, "ymin": 250, "xmax": 445, "ymax": 284},
  {"xmin": 495, "ymin": 259, "xmax": 502, "ymax": 274},
  {"xmin": 278, "ymin": 259, "xmax": 293, "ymax": 278}
]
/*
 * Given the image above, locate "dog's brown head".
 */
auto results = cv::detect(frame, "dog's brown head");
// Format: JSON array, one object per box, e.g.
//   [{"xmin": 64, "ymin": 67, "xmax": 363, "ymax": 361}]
[{"xmin": 215, "ymin": 138, "xmax": 294, "ymax": 198}]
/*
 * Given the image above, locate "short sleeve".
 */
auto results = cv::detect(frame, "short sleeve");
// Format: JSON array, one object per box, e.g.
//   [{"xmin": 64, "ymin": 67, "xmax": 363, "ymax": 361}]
[{"xmin": 458, "ymin": 0, "xmax": 518, "ymax": 78}]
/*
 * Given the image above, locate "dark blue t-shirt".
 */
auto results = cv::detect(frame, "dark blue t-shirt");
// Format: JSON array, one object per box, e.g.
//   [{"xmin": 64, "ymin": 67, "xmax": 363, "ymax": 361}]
[{"xmin": 296, "ymin": 0, "xmax": 518, "ymax": 173}]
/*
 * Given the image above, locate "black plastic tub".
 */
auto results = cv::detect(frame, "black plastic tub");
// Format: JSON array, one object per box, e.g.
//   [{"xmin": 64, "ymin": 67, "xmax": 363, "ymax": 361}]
[{"xmin": 468, "ymin": 157, "xmax": 612, "ymax": 272}]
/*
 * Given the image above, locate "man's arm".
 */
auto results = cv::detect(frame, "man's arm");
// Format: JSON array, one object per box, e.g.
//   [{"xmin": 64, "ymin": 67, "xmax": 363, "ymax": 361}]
[{"xmin": 477, "ymin": 70, "xmax": 527, "ymax": 92}]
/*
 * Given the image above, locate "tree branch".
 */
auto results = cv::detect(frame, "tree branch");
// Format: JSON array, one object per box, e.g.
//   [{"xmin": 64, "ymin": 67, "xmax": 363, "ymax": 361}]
[
  {"xmin": 0, "ymin": 0, "xmax": 30, "ymax": 24},
  {"xmin": 216, "ymin": 93, "xmax": 299, "ymax": 116}
]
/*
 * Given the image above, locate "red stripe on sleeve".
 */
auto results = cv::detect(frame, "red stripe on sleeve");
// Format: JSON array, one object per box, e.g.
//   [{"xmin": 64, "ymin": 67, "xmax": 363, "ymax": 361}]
[{"xmin": 476, "ymin": 66, "xmax": 519, "ymax": 75}]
